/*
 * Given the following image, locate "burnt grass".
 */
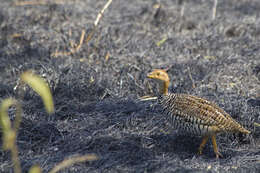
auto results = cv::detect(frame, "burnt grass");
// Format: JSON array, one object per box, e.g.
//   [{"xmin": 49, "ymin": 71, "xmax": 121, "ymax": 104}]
[{"xmin": 0, "ymin": 0, "xmax": 260, "ymax": 172}]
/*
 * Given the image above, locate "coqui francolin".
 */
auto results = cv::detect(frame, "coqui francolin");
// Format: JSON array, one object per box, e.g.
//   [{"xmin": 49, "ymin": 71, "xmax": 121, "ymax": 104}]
[{"xmin": 147, "ymin": 69, "xmax": 250, "ymax": 158}]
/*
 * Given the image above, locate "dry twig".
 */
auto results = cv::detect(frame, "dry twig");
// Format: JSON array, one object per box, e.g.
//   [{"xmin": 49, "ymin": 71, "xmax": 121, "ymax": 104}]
[
  {"xmin": 94, "ymin": 0, "xmax": 113, "ymax": 27},
  {"xmin": 212, "ymin": 0, "xmax": 218, "ymax": 20},
  {"xmin": 52, "ymin": 0, "xmax": 113, "ymax": 57},
  {"xmin": 52, "ymin": 30, "xmax": 85, "ymax": 57},
  {"xmin": 180, "ymin": 1, "xmax": 185, "ymax": 18},
  {"xmin": 14, "ymin": 0, "xmax": 68, "ymax": 6},
  {"xmin": 85, "ymin": 0, "xmax": 113, "ymax": 45},
  {"xmin": 187, "ymin": 67, "xmax": 196, "ymax": 89}
]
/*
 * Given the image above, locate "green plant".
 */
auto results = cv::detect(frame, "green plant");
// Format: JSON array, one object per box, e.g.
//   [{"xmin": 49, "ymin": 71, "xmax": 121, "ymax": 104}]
[{"xmin": 0, "ymin": 71, "xmax": 97, "ymax": 173}]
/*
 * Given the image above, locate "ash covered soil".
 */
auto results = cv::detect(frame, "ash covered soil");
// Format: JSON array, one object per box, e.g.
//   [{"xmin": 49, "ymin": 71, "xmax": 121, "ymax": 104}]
[{"xmin": 0, "ymin": 0, "xmax": 260, "ymax": 172}]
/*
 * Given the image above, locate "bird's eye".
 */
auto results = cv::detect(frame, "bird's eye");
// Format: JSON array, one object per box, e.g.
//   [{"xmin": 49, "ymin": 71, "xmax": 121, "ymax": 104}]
[{"xmin": 157, "ymin": 73, "xmax": 160, "ymax": 76}]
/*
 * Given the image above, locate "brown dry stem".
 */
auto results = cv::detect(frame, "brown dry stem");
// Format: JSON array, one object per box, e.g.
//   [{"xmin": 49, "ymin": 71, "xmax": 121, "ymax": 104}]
[
  {"xmin": 14, "ymin": 0, "xmax": 69, "ymax": 6},
  {"xmin": 52, "ymin": 0, "xmax": 113, "ymax": 58}
]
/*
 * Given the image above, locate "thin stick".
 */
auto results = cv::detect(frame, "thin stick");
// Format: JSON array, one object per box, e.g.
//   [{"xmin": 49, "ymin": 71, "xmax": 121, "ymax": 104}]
[
  {"xmin": 139, "ymin": 96, "xmax": 158, "ymax": 101},
  {"xmin": 181, "ymin": 1, "xmax": 185, "ymax": 18},
  {"xmin": 212, "ymin": 0, "xmax": 218, "ymax": 20},
  {"xmin": 75, "ymin": 29, "xmax": 85, "ymax": 52},
  {"xmin": 86, "ymin": 0, "xmax": 113, "ymax": 45},
  {"xmin": 94, "ymin": 0, "xmax": 113, "ymax": 27},
  {"xmin": 187, "ymin": 67, "xmax": 196, "ymax": 89},
  {"xmin": 52, "ymin": 0, "xmax": 113, "ymax": 57},
  {"xmin": 14, "ymin": 0, "xmax": 66, "ymax": 6},
  {"xmin": 52, "ymin": 30, "xmax": 85, "ymax": 57}
]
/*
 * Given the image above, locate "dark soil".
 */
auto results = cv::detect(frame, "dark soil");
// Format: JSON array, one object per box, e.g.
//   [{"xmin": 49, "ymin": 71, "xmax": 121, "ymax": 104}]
[{"xmin": 0, "ymin": 0, "xmax": 259, "ymax": 172}]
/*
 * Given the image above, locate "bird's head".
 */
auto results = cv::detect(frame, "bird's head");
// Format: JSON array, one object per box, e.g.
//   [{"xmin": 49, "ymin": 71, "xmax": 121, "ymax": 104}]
[
  {"xmin": 147, "ymin": 69, "xmax": 170, "ymax": 95},
  {"xmin": 147, "ymin": 69, "xmax": 170, "ymax": 83}
]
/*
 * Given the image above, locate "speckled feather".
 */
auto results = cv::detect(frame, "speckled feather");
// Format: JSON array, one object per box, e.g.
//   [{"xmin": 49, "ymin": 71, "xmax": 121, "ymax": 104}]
[
  {"xmin": 147, "ymin": 69, "xmax": 250, "ymax": 158},
  {"xmin": 159, "ymin": 93, "xmax": 250, "ymax": 135}
]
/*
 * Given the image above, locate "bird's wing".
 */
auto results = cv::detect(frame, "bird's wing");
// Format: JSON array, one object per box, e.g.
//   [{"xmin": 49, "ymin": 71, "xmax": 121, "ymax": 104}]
[{"xmin": 161, "ymin": 93, "xmax": 233, "ymax": 128}]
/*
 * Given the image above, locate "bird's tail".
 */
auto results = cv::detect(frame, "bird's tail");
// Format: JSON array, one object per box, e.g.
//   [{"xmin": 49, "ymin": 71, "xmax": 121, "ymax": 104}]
[
  {"xmin": 239, "ymin": 127, "xmax": 251, "ymax": 134},
  {"xmin": 230, "ymin": 120, "xmax": 251, "ymax": 134}
]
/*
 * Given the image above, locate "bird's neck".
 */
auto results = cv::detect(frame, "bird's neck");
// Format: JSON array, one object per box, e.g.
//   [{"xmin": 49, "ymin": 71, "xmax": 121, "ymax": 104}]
[{"xmin": 158, "ymin": 80, "xmax": 169, "ymax": 95}]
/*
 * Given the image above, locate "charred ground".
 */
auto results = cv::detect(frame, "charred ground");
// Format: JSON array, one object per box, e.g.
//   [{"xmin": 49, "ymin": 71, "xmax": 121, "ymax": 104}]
[{"xmin": 0, "ymin": 0, "xmax": 259, "ymax": 172}]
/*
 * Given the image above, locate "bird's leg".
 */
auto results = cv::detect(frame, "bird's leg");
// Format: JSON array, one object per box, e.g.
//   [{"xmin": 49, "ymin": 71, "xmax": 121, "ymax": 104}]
[
  {"xmin": 198, "ymin": 136, "xmax": 209, "ymax": 155},
  {"xmin": 211, "ymin": 134, "xmax": 223, "ymax": 159}
]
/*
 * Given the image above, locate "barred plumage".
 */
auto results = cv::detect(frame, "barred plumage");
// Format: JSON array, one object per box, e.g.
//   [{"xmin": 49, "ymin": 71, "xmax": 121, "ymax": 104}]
[
  {"xmin": 147, "ymin": 69, "xmax": 250, "ymax": 158},
  {"xmin": 160, "ymin": 93, "xmax": 249, "ymax": 135}
]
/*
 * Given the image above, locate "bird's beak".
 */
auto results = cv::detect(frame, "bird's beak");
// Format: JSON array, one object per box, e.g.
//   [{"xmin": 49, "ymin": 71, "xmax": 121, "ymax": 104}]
[{"xmin": 147, "ymin": 72, "xmax": 154, "ymax": 79}]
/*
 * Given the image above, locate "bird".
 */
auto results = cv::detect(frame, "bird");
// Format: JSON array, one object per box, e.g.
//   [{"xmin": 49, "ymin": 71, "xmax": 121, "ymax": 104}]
[{"xmin": 147, "ymin": 69, "xmax": 250, "ymax": 158}]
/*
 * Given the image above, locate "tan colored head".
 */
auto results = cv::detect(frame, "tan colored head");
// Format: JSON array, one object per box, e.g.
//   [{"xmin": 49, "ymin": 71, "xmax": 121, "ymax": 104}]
[{"xmin": 147, "ymin": 69, "xmax": 170, "ymax": 95}]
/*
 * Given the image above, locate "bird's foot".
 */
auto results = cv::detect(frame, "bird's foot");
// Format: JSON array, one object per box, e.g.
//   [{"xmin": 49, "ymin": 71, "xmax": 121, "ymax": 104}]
[
  {"xmin": 215, "ymin": 151, "xmax": 223, "ymax": 159},
  {"xmin": 198, "ymin": 149, "xmax": 223, "ymax": 159},
  {"xmin": 198, "ymin": 149, "xmax": 203, "ymax": 155}
]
